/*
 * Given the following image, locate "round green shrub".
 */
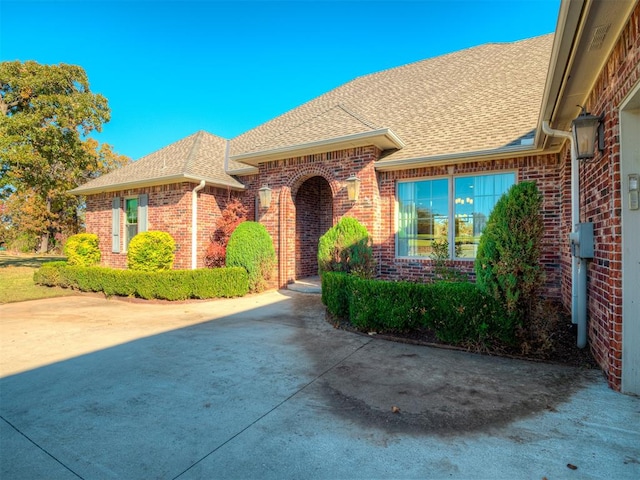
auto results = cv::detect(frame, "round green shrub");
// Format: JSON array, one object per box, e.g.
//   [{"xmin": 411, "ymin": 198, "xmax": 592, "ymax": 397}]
[
  {"xmin": 475, "ymin": 181, "xmax": 545, "ymax": 322},
  {"xmin": 226, "ymin": 221, "xmax": 276, "ymax": 292},
  {"xmin": 64, "ymin": 233, "xmax": 101, "ymax": 267},
  {"xmin": 318, "ymin": 217, "xmax": 375, "ymax": 278},
  {"xmin": 127, "ymin": 231, "xmax": 176, "ymax": 271}
]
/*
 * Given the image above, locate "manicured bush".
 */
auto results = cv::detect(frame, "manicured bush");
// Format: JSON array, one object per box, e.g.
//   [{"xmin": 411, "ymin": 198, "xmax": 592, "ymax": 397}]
[
  {"xmin": 226, "ymin": 221, "xmax": 276, "ymax": 292},
  {"xmin": 475, "ymin": 181, "xmax": 545, "ymax": 322},
  {"xmin": 64, "ymin": 233, "xmax": 101, "ymax": 267},
  {"xmin": 127, "ymin": 231, "xmax": 176, "ymax": 271},
  {"xmin": 429, "ymin": 282, "xmax": 514, "ymax": 345},
  {"xmin": 33, "ymin": 261, "xmax": 67, "ymax": 286},
  {"xmin": 322, "ymin": 274, "xmax": 514, "ymax": 347},
  {"xmin": 33, "ymin": 262, "xmax": 249, "ymax": 300},
  {"xmin": 318, "ymin": 217, "xmax": 375, "ymax": 278},
  {"xmin": 348, "ymin": 277, "xmax": 433, "ymax": 332}
]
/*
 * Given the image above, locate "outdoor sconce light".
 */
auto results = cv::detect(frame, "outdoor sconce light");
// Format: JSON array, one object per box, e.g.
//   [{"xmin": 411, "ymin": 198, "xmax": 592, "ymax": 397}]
[
  {"xmin": 346, "ymin": 174, "xmax": 361, "ymax": 202},
  {"xmin": 572, "ymin": 106, "xmax": 604, "ymax": 160},
  {"xmin": 258, "ymin": 185, "xmax": 272, "ymax": 209}
]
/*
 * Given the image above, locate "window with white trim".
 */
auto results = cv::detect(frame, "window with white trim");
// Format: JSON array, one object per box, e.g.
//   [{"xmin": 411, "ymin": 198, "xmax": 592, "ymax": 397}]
[
  {"xmin": 396, "ymin": 172, "xmax": 515, "ymax": 259},
  {"xmin": 111, "ymin": 194, "xmax": 148, "ymax": 253},
  {"xmin": 124, "ymin": 197, "xmax": 138, "ymax": 250}
]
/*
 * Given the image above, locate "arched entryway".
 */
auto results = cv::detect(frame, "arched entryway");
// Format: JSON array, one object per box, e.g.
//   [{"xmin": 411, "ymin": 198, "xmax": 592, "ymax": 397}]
[{"xmin": 294, "ymin": 176, "xmax": 333, "ymax": 279}]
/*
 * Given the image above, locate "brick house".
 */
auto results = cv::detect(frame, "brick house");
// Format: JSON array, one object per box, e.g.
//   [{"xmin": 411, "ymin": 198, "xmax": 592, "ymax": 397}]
[{"xmin": 71, "ymin": 0, "xmax": 639, "ymax": 394}]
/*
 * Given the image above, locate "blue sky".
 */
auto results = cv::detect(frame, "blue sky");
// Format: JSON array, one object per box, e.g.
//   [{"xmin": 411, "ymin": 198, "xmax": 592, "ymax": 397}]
[{"xmin": 1, "ymin": 0, "xmax": 561, "ymax": 160}]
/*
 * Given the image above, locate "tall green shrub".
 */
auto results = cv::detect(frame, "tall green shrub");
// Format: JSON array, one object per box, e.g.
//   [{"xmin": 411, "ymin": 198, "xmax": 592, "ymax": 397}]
[
  {"xmin": 474, "ymin": 181, "xmax": 545, "ymax": 321},
  {"xmin": 318, "ymin": 217, "xmax": 375, "ymax": 278},
  {"xmin": 127, "ymin": 231, "xmax": 176, "ymax": 271},
  {"xmin": 226, "ymin": 221, "xmax": 276, "ymax": 292},
  {"xmin": 64, "ymin": 233, "xmax": 101, "ymax": 266}
]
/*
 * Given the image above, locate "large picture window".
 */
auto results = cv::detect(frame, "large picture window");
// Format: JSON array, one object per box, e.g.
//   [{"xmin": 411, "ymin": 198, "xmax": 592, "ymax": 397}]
[{"xmin": 397, "ymin": 172, "xmax": 515, "ymax": 259}]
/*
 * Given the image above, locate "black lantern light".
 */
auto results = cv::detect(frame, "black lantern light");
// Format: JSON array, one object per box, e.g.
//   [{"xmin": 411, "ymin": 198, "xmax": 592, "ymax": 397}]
[
  {"xmin": 571, "ymin": 106, "xmax": 604, "ymax": 160},
  {"xmin": 258, "ymin": 185, "xmax": 272, "ymax": 209}
]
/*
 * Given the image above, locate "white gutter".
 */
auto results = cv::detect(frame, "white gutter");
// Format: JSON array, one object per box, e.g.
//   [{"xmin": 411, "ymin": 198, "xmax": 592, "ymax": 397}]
[
  {"xmin": 191, "ymin": 180, "xmax": 206, "ymax": 270},
  {"xmin": 542, "ymin": 121, "xmax": 586, "ymax": 348},
  {"xmin": 375, "ymin": 144, "xmax": 552, "ymax": 171},
  {"xmin": 69, "ymin": 173, "xmax": 245, "ymax": 196}
]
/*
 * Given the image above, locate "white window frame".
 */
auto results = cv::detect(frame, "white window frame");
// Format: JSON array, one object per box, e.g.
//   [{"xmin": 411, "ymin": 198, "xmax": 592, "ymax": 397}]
[
  {"xmin": 123, "ymin": 196, "xmax": 139, "ymax": 252},
  {"xmin": 395, "ymin": 170, "xmax": 517, "ymax": 260}
]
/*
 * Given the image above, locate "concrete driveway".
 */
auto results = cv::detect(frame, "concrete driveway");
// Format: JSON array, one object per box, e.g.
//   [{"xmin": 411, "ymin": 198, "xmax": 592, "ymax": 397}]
[{"xmin": 1, "ymin": 291, "xmax": 639, "ymax": 479}]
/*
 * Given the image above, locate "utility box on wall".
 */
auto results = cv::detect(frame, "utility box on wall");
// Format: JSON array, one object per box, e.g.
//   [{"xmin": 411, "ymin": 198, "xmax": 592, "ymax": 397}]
[{"xmin": 569, "ymin": 222, "xmax": 594, "ymax": 259}]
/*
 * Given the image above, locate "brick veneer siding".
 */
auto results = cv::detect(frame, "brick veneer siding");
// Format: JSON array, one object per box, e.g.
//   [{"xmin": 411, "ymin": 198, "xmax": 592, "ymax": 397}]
[
  {"xmin": 248, "ymin": 146, "xmax": 382, "ymax": 288},
  {"xmin": 84, "ymin": 182, "xmax": 238, "ymax": 270},
  {"xmin": 558, "ymin": 4, "xmax": 640, "ymax": 391},
  {"xmin": 377, "ymin": 154, "xmax": 563, "ymax": 297},
  {"xmin": 246, "ymin": 143, "xmax": 565, "ymax": 297}
]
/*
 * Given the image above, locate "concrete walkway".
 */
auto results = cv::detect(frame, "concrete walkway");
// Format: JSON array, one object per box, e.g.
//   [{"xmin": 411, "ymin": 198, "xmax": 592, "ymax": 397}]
[
  {"xmin": 287, "ymin": 276, "xmax": 322, "ymax": 294},
  {"xmin": 1, "ymin": 291, "xmax": 639, "ymax": 479}
]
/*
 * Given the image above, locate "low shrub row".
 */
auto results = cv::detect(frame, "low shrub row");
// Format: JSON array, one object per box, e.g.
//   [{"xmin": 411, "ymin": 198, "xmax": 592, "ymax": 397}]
[
  {"xmin": 34, "ymin": 262, "xmax": 249, "ymax": 300},
  {"xmin": 322, "ymin": 272, "xmax": 516, "ymax": 347}
]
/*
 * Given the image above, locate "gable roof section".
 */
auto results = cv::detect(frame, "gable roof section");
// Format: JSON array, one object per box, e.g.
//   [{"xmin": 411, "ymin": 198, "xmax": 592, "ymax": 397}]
[
  {"xmin": 70, "ymin": 131, "xmax": 245, "ymax": 195},
  {"xmin": 230, "ymin": 104, "xmax": 404, "ymax": 165},
  {"xmin": 230, "ymin": 34, "xmax": 554, "ymax": 168}
]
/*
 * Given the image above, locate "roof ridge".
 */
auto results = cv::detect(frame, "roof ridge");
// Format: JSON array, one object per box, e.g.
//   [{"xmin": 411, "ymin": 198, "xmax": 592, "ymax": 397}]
[
  {"xmin": 336, "ymin": 103, "xmax": 379, "ymax": 130},
  {"xmin": 183, "ymin": 131, "xmax": 203, "ymax": 172}
]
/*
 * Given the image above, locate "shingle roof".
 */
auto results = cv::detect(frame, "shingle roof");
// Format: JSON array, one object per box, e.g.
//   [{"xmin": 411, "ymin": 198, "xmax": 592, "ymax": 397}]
[
  {"xmin": 230, "ymin": 34, "xmax": 554, "ymax": 164},
  {"xmin": 71, "ymin": 131, "xmax": 245, "ymax": 194},
  {"xmin": 72, "ymin": 34, "xmax": 554, "ymax": 193}
]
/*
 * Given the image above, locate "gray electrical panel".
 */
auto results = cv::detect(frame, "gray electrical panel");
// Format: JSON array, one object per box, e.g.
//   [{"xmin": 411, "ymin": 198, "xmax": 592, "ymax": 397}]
[{"xmin": 569, "ymin": 222, "xmax": 594, "ymax": 259}]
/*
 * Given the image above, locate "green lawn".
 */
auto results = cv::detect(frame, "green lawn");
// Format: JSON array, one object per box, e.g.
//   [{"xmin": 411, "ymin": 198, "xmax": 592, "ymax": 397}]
[{"xmin": 0, "ymin": 253, "xmax": 73, "ymax": 304}]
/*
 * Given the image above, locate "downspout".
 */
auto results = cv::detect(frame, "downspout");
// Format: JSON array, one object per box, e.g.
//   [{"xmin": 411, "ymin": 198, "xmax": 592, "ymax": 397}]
[
  {"xmin": 542, "ymin": 121, "xmax": 587, "ymax": 348},
  {"xmin": 191, "ymin": 180, "xmax": 206, "ymax": 270}
]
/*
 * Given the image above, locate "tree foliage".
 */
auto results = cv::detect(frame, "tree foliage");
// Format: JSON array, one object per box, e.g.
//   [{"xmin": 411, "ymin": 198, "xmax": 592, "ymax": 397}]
[
  {"xmin": 0, "ymin": 61, "xmax": 129, "ymax": 252},
  {"xmin": 204, "ymin": 197, "xmax": 248, "ymax": 268}
]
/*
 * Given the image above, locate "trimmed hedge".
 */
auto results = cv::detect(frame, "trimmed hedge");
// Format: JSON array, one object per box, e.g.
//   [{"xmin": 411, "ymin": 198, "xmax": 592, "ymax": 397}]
[
  {"xmin": 34, "ymin": 262, "xmax": 249, "ymax": 300},
  {"xmin": 322, "ymin": 272, "xmax": 514, "ymax": 346},
  {"xmin": 64, "ymin": 233, "xmax": 101, "ymax": 267}
]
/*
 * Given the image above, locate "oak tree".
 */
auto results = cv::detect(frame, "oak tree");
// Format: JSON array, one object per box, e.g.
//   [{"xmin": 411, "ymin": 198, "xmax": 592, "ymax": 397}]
[{"xmin": 0, "ymin": 61, "xmax": 127, "ymax": 252}]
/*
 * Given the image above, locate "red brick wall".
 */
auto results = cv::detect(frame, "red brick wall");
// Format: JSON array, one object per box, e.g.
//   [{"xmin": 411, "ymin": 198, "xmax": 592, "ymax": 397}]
[
  {"xmin": 85, "ymin": 182, "xmax": 235, "ymax": 270},
  {"xmin": 248, "ymin": 146, "xmax": 381, "ymax": 287},
  {"xmin": 377, "ymin": 154, "xmax": 563, "ymax": 297},
  {"xmin": 558, "ymin": 4, "xmax": 640, "ymax": 390}
]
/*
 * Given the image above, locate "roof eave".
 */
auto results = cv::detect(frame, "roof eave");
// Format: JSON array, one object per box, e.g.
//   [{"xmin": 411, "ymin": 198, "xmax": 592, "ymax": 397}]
[
  {"xmin": 537, "ymin": 0, "xmax": 637, "ymax": 150},
  {"xmin": 69, "ymin": 173, "xmax": 246, "ymax": 196},
  {"xmin": 226, "ymin": 165, "xmax": 260, "ymax": 176},
  {"xmin": 230, "ymin": 128, "xmax": 405, "ymax": 166},
  {"xmin": 374, "ymin": 144, "xmax": 558, "ymax": 172}
]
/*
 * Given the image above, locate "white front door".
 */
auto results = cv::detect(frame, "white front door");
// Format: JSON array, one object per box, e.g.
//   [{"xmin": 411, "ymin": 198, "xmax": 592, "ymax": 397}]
[{"xmin": 620, "ymin": 82, "xmax": 640, "ymax": 395}]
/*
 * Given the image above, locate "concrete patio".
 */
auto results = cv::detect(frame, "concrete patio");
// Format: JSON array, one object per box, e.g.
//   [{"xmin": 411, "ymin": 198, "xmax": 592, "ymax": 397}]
[{"xmin": 1, "ymin": 291, "xmax": 639, "ymax": 479}]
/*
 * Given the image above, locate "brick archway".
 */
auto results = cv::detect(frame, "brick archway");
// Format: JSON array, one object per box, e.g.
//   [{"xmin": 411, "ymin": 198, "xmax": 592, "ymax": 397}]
[{"xmin": 292, "ymin": 175, "xmax": 333, "ymax": 279}]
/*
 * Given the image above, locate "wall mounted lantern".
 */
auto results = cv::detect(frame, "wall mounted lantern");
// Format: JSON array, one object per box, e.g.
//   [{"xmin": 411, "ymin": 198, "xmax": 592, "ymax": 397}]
[
  {"xmin": 258, "ymin": 185, "xmax": 272, "ymax": 209},
  {"xmin": 346, "ymin": 174, "xmax": 361, "ymax": 202},
  {"xmin": 572, "ymin": 106, "xmax": 604, "ymax": 160}
]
